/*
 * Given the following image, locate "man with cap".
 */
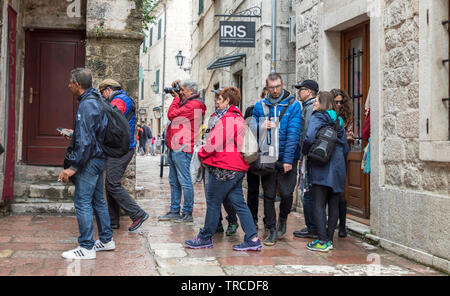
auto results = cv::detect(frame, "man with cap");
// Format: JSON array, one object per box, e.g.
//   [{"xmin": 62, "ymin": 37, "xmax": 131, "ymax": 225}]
[
  {"xmin": 293, "ymin": 79, "xmax": 320, "ymax": 239},
  {"xmin": 99, "ymin": 79, "xmax": 149, "ymax": 232}
]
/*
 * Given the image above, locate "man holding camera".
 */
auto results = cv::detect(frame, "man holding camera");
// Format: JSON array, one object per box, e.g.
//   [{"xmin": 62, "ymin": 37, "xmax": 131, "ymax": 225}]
[
  {"xmin": 98, "ymin": 79, "xmax": 149, "ymax": 232},
  {"xmin": 158, "ymin": 79, "xmax": 206, "ymax": 223}
]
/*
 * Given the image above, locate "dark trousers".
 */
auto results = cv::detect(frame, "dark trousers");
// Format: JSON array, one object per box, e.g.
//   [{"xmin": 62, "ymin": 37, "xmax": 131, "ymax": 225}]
[
  {"xmin": 338, "ymin": 192, "xmax": 347, "ymax": 229},
  {"xmin": 302, "ymin": 189, "xmax": 317, "ymax": 232},
  {"xmin": 246, "ymin": 171, "xmax": 261, "ymax": 222},
  {"xmin": 261, "ymin": 162, "xmax": 298, "ymax": 229},
  {"xmin": 105, "ymin": 149, "xmax": 145, "ymax": 224},
  {"xmin": 312, "ymin": 184, "xmax": 340, "ymax": 243}
]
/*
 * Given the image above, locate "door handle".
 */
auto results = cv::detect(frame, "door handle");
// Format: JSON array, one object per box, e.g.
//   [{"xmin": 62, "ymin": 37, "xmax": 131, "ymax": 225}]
[{"xmin": 29, "ymin": 87, "xmax": 33, "ymax": 104}]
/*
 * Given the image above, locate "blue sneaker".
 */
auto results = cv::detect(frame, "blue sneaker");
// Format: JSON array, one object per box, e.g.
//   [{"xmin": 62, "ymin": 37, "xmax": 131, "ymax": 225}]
[
  {"xmin": 184, "ymin": 237, "xmax": 213, "ymax": 249},
  {"xmin": 232, "ymin": 238, "xmax": 263, "ymax": 252},
  {"xmin": 306, "ymin": 240, "xmax": 330, "ymax": 252},
  {"xmin": 327, "ymin": 241, "xmax": 334, "ymax": 250}
]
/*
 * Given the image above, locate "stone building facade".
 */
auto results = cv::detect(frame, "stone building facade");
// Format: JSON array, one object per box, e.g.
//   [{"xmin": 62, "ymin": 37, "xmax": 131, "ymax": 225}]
[
  {"xmin": 0, "ymin": 0, "xmax": 143, "ymax": 214},
  {"xmin": 295, "ymin": 0, "xmax": 450, "ymax": 273},
  {"xmin": 190, "ymin": 0, "xmax": 297, "ymax": 114},
  {"xmin": 139, "ymin": 0, "xmax": 192, "ymax": 138}
]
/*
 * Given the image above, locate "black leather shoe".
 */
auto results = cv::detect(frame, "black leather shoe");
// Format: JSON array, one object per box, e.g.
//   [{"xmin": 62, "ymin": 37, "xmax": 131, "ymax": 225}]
[
  {"xmin": 338, "ymin": 227, "xmax": 348, "ymax": 238},
  {"xmin": 276, "ymin": 218, "xmax": 287, "ymax": 239},
  {"xmin": 293, "ymin": 227, "xmax": 318, "ymax": 239},
  {"xmin": 263, "ymin": 228, "xmax": 277, "ymax": 246}
]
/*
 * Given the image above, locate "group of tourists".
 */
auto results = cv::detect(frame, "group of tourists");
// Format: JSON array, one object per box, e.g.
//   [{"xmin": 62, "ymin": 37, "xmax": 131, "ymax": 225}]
[
  {"xmin": 57, "ymin": 67, "xmax": 355, "ymax": 260},
  {"xmin": 159, "ymin": 72, "xmax": 354, "ymax": 253}
]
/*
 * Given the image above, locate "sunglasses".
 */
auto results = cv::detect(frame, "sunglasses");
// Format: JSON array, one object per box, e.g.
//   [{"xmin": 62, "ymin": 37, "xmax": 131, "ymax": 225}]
[{"xmin": 335, "ymin": 100, "xmax": 344, "ymax": 105}]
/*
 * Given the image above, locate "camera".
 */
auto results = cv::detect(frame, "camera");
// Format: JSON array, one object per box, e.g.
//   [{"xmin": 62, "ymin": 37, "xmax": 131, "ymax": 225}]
[{"xmin": 163, "ymin": 83, "xmax": 181, "ymax": 95}]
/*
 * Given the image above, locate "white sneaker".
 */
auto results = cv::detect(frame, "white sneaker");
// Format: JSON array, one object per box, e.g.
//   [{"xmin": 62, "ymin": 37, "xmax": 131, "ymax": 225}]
[
  {"xmin": 94, "ymin": 239, "xmax": 116, "ymax": 251},
  {"xmin": 62, "ymin": 246, "xmax": 96, "ymax": 260}
]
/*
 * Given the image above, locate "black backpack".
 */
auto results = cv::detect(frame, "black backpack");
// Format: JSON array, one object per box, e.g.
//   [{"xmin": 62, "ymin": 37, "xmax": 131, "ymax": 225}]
[
  {"xmin": 96, "ymin": 98, "xmax": 131, "ymax": 158},
  {"xmin": 307, "ymin": 119, "xmax": 339, "ymax": 165}
]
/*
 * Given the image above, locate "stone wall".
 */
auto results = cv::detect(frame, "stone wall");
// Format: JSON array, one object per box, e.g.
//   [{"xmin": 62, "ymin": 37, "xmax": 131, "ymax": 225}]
[
  {"xmin": 382, "ymin": 0, "xmax": 449, "ymax": 195},
  {"xmin": 295, "ymin": 0, "xmax": 319, "ymax": 83},
  {"xmin": 86, "ymin": 0, "xmax": 144, "ymax": 197}
]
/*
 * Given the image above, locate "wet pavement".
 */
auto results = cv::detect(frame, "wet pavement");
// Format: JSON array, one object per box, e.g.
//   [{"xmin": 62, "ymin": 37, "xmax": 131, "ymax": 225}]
[{"xmin": 0, "ymin": 155, "xmax": 445, "ymax": 276}]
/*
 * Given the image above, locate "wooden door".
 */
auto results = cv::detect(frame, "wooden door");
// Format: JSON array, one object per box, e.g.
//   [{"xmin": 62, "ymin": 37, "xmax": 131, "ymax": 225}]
[
  {"xmin": 23, "ymin": 29, "xmax": 85, "ymax": 165},
  {"xmin": 341, "ymin": 22, "xmax": 370, "ymax": 219}
]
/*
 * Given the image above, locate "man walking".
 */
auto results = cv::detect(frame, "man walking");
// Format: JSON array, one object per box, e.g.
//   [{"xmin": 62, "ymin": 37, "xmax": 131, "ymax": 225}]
[
  {"xmin": 98, "ymin": 79, "xmax": 149, "ymax": 232},
  {"xmin": 158, "ymin": 79, "xmax": 206, "ymax": 223},
  {"xmin": 293, "ymin": 80, "xmax": 320, "ymax": 239},
  {"xmin": 141, "ymin": 121, "xmax": 152, "ymax": 155},
  {"xmin": 58, "ymin": 68, "xmax": 114, "ymax": 259},
  {"xmin": 251, "ymin": 73, "xmax": 302, "ymax": 246}
]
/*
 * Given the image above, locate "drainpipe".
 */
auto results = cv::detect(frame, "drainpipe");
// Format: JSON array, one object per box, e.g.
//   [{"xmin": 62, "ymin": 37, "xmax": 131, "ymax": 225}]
[
  {"xmin": 271, "ymin": 0, "xmax": 277, "ymax": 72},
  {"xmin": 161, "ymin": 3, "xmax": 167, "ymax": 134}
]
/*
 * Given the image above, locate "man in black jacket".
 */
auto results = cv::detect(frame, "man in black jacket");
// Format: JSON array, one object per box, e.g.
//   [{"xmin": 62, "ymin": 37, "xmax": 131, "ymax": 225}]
[{"xmin": 58, "ymin": 68, "xmax": 114, "ymax": 260}]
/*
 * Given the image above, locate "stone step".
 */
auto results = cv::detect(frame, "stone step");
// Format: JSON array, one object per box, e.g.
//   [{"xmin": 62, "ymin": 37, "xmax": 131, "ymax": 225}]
[
  {"xmin": 10, "ymin": 202, "xmax": 75, "ymax": 215},
  {"xmin": 14, "ymin": 182, "xmax": 75, "ymax": 201},
  {"xmin": 15, "ymin": 164, "xmax": 62, "ymax": 183}
]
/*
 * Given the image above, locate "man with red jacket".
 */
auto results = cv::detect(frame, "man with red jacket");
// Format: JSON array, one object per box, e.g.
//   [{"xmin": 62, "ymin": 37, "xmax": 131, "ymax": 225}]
[{"xmin": 158, "ymin": 79, "xmax": 206, "ymax": 223}]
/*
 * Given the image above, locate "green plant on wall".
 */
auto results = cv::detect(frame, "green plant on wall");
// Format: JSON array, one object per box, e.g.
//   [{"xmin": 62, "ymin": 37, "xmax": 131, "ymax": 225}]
[{"xmin": 143, "ymin": 0, "xmax": 160, "ymax": 31}]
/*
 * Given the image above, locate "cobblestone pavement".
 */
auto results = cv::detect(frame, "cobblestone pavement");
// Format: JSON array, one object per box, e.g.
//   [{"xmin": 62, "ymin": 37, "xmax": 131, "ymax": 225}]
[{"xmin": 0, "ymin": 155, "xmax": 444, "ymax": 276}]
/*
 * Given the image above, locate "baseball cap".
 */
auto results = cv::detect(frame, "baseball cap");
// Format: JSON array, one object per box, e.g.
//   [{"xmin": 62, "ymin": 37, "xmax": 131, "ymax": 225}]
[
  {"xmin": 295, "ymin": 80, "xmax": 319, "ymax": 92},
  {"xmin": 99, "ymin": 79, "xmax": 121, "ymax": 91}
]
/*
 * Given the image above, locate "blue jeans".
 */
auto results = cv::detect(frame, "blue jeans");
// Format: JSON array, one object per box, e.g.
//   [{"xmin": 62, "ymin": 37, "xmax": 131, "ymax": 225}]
[
  {"xmin": 199, "ymin": 172, "xmax": 257, "ymax": 242},
  {"xmin": 168, "ymin": 149, "xmax": 194, "ymax": 214},
  {"xmin": 74, "ymin": 158, "xmax": 113, "ymax": 250},
  {"xmin": 302, "ymin": 189, "xmax": 317, "ymax": 233}
]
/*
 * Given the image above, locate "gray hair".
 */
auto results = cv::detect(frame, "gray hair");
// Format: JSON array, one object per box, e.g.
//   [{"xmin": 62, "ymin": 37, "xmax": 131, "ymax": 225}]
[
  {"xmin": 71, "ymin": 68, "xmax": 92, "ymax": 90},
  {"xmin": 180, "ymin": 78, "xmax": 198, "ymax": 93}
]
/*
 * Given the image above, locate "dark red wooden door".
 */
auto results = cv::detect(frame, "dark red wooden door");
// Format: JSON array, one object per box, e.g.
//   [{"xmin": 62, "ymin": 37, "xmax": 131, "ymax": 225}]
[{"xmin": 23, "ymin": 30, "xmax": 85, "ymax": 165}]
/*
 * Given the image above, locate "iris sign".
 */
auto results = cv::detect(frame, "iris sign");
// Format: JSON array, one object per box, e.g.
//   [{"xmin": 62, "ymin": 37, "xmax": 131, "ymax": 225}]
[{"xmin": 219, "ymin": 21, "xmax": 256, "ymax": 48}]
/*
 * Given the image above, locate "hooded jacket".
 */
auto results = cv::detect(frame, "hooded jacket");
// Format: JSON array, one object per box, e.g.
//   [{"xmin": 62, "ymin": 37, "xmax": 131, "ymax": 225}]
[
  {"xmin": 198, "ymin": 105, "xmax": 249, "ymax": 172},
  {"xmin": 68, "ymin": 88, "xmax": 108, "ymax": 172},
  {"xmin": 302, "ymin": 110, "xmax": 350, "ymax": 193},
  {"xmin": 166, "ymin": 93, "xmax": 207, "ymax": 153},
  {"xmin": 251, "ymin": 91, "xmax": 302, "ymax": 164}
]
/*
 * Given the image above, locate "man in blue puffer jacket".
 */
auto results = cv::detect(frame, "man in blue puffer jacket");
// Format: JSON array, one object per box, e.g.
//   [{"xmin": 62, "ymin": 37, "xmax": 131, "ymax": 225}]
[{"xmin": 251, "ymin": 72, "xmax": 302, "ymax": 246}]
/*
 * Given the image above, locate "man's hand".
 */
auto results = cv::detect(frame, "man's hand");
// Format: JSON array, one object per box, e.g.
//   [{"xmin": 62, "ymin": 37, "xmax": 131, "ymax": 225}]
[
  {"xmin": 58, "ymin": 168, "xmax": 76, "ymax": 183},
  {"xmin": 283, "ymin": 163, "xmax": 293, "ymax": 174},
  {"xmin": 171, "ymin": 80, "xmax": 181, "ymax": 98},
  {"xmin": 261, "ymin": 118, "xmax": 277, "ymax": 130}
]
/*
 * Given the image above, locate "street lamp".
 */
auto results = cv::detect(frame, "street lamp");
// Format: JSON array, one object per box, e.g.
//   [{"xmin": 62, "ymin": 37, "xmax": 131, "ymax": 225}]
[
  {"xmin": 152, "ymin": 106, "xmax": 162, "ymax": 119},
  {"xmin": 151, "ymin": 81, "xmax": 159, "ymax": 94},
  {"xmin": 175, "ymin": 50, "xmax": 186, "ymax": 69}
]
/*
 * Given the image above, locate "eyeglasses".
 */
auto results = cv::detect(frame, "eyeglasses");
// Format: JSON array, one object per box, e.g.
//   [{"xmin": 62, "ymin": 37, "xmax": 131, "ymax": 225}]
[{"xmin": 267, "ymin": 85, "xmax": 282, "ymax": 90}]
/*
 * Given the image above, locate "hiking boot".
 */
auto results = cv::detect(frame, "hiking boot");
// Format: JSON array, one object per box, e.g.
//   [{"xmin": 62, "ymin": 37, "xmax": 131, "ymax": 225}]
[
  {"xmin": 128, "ymin": 212, "xmax": 149, "ymax": 231},
  {"xmin": 216, "ymin": 223, "xmax": 224, "ymax": 233},
  {"xmin": 184, "ymin": 237, "xmax": 213, "ymax": 249},
  {"xmin": 62, "ymin": 246, "xmax": 96, "ymax": 260},
  {"xmin": 293, "ymin": 227, "xmax": 318, "ymax": 239},
  {"xmin": 226, "ymin": 223, "xmax": 239, "ymax": 236},
  {"xmin": 94, "ymin": 239, "xmax": 116, "ymax": 252},
  {"xmin": 233, "ymin": 238, "xmax": 263, "ymax": 252},
  {"xmin": 158, "ymin": 211, "xmax": 181, "ymax": 221},
  {"xmin": 306, "ymin": 240, "xmax": 330, "ymax": 252},
  {"xmin": 263, "ymin": 228, "xmax": 277, "ymax": 246},
  {"xmin": 174, "ymin": 212, "xmax": 193, "ymax": 223},
  {"xmin": 338, "ymin": 227, "xmax": 348, "ymax": 238},
  {"xmin": 276, "ymin": 217, "xmax": 287, "ymax": 239}
]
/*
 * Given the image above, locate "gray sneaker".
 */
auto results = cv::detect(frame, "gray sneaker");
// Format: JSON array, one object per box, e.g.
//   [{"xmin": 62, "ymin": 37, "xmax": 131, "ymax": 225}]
[
  {"xmin": 158, "ymin": 211, "xmax": 181, "ymax": 221},
  {"xmin": 174, "ymin": 212, "xmax": 193, "ymax": 223}
]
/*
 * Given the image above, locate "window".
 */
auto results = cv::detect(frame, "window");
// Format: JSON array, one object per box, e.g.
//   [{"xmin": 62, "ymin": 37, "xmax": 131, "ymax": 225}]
[
  {"xmin": 141, "ymin": 80, "xmax": 145, "ymax": 100},
  {"xmin": 198, "ymin": 0, "xmax": 204, "ymax": 16},
  {"xmin": 155, "ymin": 69, "xmax": 160, "ymax": 94},
  {"xmin": 418, "ymin": 0, "xmax": 450, "ymax": 162},
  {"xmin": 149, "ymin": 27, "xmax": 153, "ymax": 46},
  {"xmin": 158, "ymin": 19, "xmax": 162, "ymax": 40},
  {"xmin": 143, "ymin": 35, "xmax": 147, "ymax": 52}
]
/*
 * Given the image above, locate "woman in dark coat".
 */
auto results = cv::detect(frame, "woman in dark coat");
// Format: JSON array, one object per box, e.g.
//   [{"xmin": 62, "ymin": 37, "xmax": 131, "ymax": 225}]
[{"xmin": 302, "ymin": 91, "xmax": 349, "ymax": 252}]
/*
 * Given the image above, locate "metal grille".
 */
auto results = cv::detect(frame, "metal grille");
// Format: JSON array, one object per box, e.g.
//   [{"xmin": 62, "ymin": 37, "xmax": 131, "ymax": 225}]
[
  {"xmin": 345, "ymin": 47, "xmax": 364, "ymax": 151},
  {"xmin": 444, "ymin": 3, "xmax": 450, "ymax": 140}
]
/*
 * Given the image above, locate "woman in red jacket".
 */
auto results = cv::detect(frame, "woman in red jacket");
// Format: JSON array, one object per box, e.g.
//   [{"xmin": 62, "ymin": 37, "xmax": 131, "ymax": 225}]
[{"xmin": 185, "ymin": 87, "xmax": 262, "ymax": 251}]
